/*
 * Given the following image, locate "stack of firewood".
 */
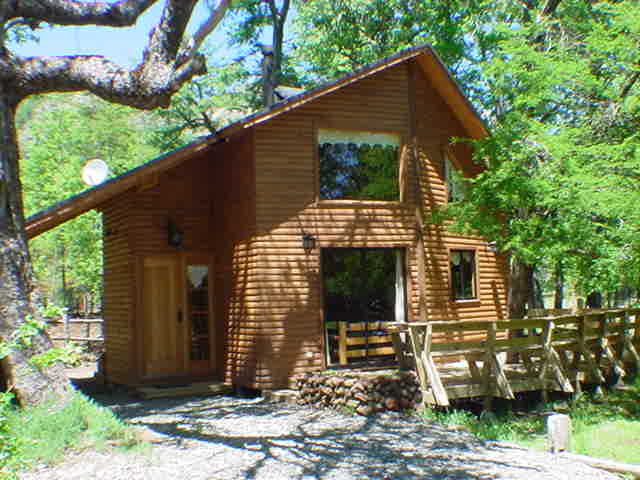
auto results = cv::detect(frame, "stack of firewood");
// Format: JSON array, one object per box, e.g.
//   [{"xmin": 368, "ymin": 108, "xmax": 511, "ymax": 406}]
[{"xmin": 296, "ymin": 371, "xmax": 422, "ymax": 416}]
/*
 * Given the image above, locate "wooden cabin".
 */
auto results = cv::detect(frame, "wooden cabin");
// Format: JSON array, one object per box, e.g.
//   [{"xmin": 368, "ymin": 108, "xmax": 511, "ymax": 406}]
[{"xmin": 26, "ymin": 45, "xmax": 508, "ymax": 390}]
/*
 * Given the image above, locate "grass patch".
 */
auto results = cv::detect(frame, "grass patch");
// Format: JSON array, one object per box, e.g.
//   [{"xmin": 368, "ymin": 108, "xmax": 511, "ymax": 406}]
[
  {"xmin": 0, "ymin": 390, "xmax": 139, "ymax": 478},
  {"xmin": 419, "ymin": 377, "xmax": 640, "ymax": 465}
]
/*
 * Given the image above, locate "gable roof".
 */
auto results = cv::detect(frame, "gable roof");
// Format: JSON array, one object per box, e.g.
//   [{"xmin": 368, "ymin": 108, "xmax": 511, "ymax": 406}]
[{"xmin": 26, "ymin": 44, "xmax": 488, "ymax": 239}]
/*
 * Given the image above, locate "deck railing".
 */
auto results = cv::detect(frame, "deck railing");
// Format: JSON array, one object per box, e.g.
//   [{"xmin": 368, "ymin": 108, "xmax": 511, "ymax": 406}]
[
  {"xmin": 389, "ymin": 308, "xmax": 640, "ymax": 408},
  {"xmin": 335, "ymin": 321, "xmax": 397, "ymax": 365}
]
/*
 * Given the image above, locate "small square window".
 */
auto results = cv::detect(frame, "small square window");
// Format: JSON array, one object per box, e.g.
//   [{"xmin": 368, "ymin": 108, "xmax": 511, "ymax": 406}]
[
  {"xmin": 450, "ymin": 249, "xmax": 477, "ymax": 300},
  {"xmin": 318, "ymin": 129, "xmax": 399, "ymax": 201}
]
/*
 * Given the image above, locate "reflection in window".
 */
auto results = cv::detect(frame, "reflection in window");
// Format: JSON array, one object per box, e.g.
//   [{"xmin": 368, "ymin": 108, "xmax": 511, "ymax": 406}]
[
  {"xmin": 444, "ymin": 156, "xmax": 466, "ymax": 203},
  {"xmin": 450, "ymin": 250, "xmax": 476, "ymax": 300},
  {"xmin": 318, "ymin": 129, "xmax": 399, "ymax": 200}
]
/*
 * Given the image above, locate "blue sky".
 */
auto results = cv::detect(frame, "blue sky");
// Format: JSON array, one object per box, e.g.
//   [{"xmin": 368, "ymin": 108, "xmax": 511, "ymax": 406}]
[{"xmin": 13, "ymin": 2, "xmax": 230, "ymax": 67}]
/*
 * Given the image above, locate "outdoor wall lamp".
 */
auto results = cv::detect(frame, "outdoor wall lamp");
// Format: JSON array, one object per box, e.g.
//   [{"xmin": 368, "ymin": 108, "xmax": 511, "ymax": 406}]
[
  {"xmin": 168, "ymin": 219, "xmax": 184, "ymax": 248},
  {"xmin": 302, "ymin": 232, "xmax": 316, "ymax": 254},
  {"xmin": 487, "ymin": 241, "xmax": 498, "ymax": 253}
]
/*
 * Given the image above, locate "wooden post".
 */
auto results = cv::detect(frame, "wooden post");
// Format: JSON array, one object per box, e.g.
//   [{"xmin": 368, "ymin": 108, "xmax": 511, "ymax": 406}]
[
  {"xmin": 547, "ymin": 413, "xmax": 571, "ymax": 453},
  {"xmin": 409, "ymin": 324, "xmax": 448, "ymax": 407},
  {"xmin": 599, "ymin": 312, "xmax": 626, "ymax": 379},
  {"xmin": 576, "ymin": 314, "xmax": 605, "ymax": 385},
  {"xmin": 539, "ymin": 319, "xmax": 554, "ymax": 403},
  {"xmin": 63, "ymin": 311, "xmax": 70, "ymax": 347},
  {"xmin": 622, "ymin": 311, "xmax": 640, "ymax": 373},
  {"xmin": 338, "ymin": 321, "xmax": 348, "ymax": 366},
  {"xmin": 389, "ymin": 324, "xmax": 409, "ymax": 369},
  {"xmin": 481, "ymin": 322, "xmax": 503, "ymax": 411}
]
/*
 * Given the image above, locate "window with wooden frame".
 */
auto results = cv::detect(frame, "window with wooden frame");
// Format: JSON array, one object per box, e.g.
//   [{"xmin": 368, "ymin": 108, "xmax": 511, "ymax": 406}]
[
  {"xmin": 443, "ymin": 150, "xmax": 466, "ymax": 203},
  {"xmin": 450, "ymin": 249, "xmax": 477, "ymax": 300},
  {"xmin": 318, "ymin": 128, "xmax": 400, "ymax": 201}
]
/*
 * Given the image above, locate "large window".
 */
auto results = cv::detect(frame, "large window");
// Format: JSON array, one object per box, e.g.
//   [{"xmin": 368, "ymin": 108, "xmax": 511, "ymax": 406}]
[
  {"xmin": 322, "ymin": 248, "xmax": 406, "ymax": 365},
  {"xmin": 318, "ymin": 129, "xmax": 400, "ymax": 201},
  {"xmin": 450, "ymin": 249, "xmax": 477, "ymax": 300}
]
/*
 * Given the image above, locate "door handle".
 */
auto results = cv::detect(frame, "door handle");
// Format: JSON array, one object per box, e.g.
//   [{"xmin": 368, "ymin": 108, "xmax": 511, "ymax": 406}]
[{"xmin": 177, "ymin": 310, "xmax": 183, "ymax": 323}]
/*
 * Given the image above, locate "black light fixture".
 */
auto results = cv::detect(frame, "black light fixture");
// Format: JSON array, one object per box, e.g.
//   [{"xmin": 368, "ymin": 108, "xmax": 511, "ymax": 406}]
[
  {"xmin": 168, "ymin": 219, "xmax": 184, "ymax": 248},
  {"xmin": 302, "ymin": 232, "xmax": 316, "ymax": 254}
]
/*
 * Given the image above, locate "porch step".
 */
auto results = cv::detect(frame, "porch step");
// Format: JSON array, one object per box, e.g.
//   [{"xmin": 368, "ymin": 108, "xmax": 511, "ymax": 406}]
[
  {"xmin": 262, "ymin": 389, "xmax": 299, "ymax": 404},
  {"xmin": 136, "ymin": 381, "xmax": 233, "ymax": 400}
]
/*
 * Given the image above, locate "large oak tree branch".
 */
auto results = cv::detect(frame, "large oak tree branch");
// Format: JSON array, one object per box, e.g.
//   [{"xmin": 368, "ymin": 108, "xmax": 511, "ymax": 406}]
[
  {"xmin": 9, "ymin": 0, "xmax": 157, "ymax": 27},
  {"xmin": 177, "ymin": 0, "xmax": 231, "ymax": 67},
  {"xmin": 6, "ymin": 53, "xmax": 206, "ymax": 109},
  {"xmin": 4, "ymin": 0, "xmax": 231, "ymax": 108}
]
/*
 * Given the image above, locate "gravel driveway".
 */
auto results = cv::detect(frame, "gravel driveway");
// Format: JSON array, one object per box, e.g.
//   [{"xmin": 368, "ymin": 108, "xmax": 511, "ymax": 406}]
[{"xmin": 22, "ymin": 393, "xmax": 618, "ymax": 480}]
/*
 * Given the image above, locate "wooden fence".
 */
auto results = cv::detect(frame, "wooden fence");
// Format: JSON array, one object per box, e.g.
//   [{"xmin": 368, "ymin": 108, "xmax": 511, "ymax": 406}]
[
  {"xmin": 46, "ymin": 315, "xmax": 104, "ymax": 348},
  {"xmin": 389, "ymin": 308, "xmax": 640, "ymax": 408}
]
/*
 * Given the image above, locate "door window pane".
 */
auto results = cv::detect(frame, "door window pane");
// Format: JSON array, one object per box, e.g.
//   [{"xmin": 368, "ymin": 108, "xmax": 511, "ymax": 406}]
[{"xmin": 187, "ymin": 265, "xmax": 209, "ymax": 361}]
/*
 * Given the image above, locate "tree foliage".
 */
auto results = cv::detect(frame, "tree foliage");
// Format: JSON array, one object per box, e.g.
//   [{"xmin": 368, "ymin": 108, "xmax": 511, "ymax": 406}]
[
  {"xmin": 292, "ymin": 0, "xmax": 477, "ymax": 85},
  {"xmin": 20, "ymin": 95, "xmax": 160, "ymax": 309},
  {"xmin": 442, "ymin": 0, "xmax": 640, "ymax": 298},
  {"xmin": 0, "ymin": 0, "xmax": 231, "ymax": 407}
]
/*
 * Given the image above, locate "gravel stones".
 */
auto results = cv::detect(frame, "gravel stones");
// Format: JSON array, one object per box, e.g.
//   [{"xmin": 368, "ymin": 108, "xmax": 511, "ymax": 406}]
[{"xmin": 20, "ymin": 394, "xmax": 618, "ymax": 480}]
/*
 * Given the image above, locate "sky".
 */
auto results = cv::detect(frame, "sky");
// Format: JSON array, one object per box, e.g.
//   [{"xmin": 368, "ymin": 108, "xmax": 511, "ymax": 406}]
[{"xmin": 13, "ymin": 2, "xmax": 231, "ymax": 68}]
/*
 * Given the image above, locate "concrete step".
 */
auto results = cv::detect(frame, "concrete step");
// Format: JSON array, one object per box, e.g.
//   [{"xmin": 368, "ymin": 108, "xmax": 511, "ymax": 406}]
[{"xmin": 136, "ymin": 381, "xmax": 233, "ymax": 400}]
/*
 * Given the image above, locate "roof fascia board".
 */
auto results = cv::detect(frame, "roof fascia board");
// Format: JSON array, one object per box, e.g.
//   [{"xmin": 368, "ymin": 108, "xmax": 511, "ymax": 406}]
[{"xmin": 26, "ymin": 138, "xmax": 212, "ymax": 238}]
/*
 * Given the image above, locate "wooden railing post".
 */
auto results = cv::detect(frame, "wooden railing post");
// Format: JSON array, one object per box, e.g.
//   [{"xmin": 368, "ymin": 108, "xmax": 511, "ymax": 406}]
[
  {"xmin": 598, "ymin": 312, "xmax": 626, "ymax": 379},
  {"xmin": 389, "ymin": 324, "xmax": 409, "ymax": 369},
  {"xmin": 622, "ymin": 310, "xmax": 640, "ymax": 373},
  {"xmin": 63, "ymin": 311, "xmax": 70, "ymax": 347},
  {"xmin": 482, "ymin": 322, "xmax": 496, "ymax": 411},
  {"xmin": 409, "ymin": 324, "xmax": 448, "ymax": 407},
  {"xmin": 482, "ymin": 322, "xmax": 514, "ymax": 411},
  {"xmin": 338, "ymin": 321, "xmax": 348, "ymax": 366},
  {"xmin": 576, "ymin": 313, "xmax": 605, "ymax": 385}
]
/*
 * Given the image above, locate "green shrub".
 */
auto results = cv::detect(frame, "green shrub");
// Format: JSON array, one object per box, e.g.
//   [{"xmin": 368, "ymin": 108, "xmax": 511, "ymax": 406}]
[
  {"xmin": 0, "ymin": 391, "xmax": 137, "ymax": 478},
  {"xmin": 419, "ymin": 379, "xmax": 640, "ymax": 464}
]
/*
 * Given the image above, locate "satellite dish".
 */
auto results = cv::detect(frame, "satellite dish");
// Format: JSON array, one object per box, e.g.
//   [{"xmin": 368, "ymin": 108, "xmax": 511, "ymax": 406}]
[{"xmin": 82, "ymin": 159, "xmax": 109, "ymax": 186}]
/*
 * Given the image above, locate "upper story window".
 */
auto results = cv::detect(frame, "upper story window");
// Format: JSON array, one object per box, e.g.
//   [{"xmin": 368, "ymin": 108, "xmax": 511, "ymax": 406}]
[
  {"xmin": 318, "ymin": 129, "xmax": 400, "ymax": 201},
  {"xmin": 450, "ymin": 249, "xmax": 477, "ymax": 300},
  {"xmin": 444, "ymin": 155, "xmax": 466, "ymax": 203}
]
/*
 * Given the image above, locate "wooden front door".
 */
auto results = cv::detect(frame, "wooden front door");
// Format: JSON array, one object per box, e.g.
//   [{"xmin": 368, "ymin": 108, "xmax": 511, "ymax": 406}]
[
  {"xmin": 143, "ymin": 256, "xmax": 184, "ymax": 377},
  {"xmin": 142, "ymin": 254, "xmax": 215, "ymax": 379}
]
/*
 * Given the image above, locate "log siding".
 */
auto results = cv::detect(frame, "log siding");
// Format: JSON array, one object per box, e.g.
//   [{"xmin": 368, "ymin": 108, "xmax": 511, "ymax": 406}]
[
  {"xmin": 248, "ymin": 62, "xmax": 507, "ymax": 389},
  {"xmin": 101, "ymin": 195, "xmax": 135, "ymax": 383}
]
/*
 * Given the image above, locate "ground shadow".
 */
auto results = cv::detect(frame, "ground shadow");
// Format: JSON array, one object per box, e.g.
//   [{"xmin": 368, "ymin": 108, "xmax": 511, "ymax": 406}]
[{"xmin": 74, "ymin": 386, "xmax": 592, "ymax": 480}]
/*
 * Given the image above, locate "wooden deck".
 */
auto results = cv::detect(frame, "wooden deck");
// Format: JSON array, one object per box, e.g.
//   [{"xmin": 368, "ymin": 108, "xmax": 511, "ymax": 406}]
[{"xmin": 389, "ymin": 308, "xmax": 640, "ymax": 408}]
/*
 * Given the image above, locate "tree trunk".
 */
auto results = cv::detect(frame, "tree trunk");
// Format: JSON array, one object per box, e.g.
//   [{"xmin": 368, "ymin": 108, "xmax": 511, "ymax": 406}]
[
  {"xmin": 528, "ymin": 268, "xmax": 544, "ymax": 309},
  {"xmin": 554, "ymin": 260, "xmax": 564, "ymax": 309},
  {"xmin": 508, "ymin": 255, "xmax": 534, "ymax": 319},
  {"xmin": 0, "ymin": 84, "xmax": 71, "ymax": 407},
  {"xmin": 586, "ymin": 291, "xmax": 603, "ymax": 309}
]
